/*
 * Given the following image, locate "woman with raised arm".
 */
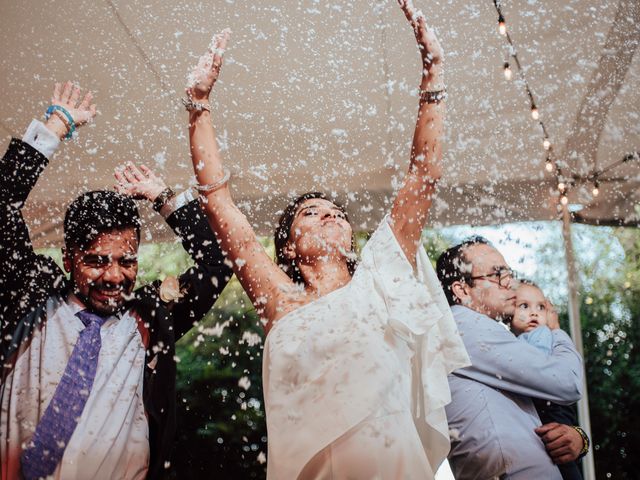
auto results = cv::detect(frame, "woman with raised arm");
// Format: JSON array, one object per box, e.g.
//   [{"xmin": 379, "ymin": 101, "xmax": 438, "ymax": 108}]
[{"xmin": 185, "ymin": 1, "xmax": 469, "ymax": 478}]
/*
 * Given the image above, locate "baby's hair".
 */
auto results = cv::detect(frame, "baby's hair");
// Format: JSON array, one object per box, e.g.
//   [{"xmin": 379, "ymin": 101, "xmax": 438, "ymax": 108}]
[{"xmin": 518, "ymin": 278, "xmax": 544, "ymax": 293}]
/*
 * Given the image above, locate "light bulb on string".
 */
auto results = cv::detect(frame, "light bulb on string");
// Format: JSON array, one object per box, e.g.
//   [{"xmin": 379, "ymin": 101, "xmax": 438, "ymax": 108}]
[
  {"xmin": 557, "ymin": 181, "xmax": 566, "ymax": 191},
  {"xmin": 531, "ymin": 105, "xmax": 539, "ymax": 120},
  {"xmin": 498, "ymin": 14, "xmax": 507, "ymax": 35},
  {"xmin": 592, "ymin": 180, "xmax": 600, "ymax": 197},
  {"xmin": 545, "ymin": 159, "xmax": 554, "ymax": 172},
  {"xmin": 503, "ymin": 62, "xmax": 512, "ymax": 80},
  {"xmin": 560, "ymin": 194, "xmax": 569, "ymax": 206},
  {"xmin": 543, "ymin": 138, "xmax": 551, "ymax": 150}
]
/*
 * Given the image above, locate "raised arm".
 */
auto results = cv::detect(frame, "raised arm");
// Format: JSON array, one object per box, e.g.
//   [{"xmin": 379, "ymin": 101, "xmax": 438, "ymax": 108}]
[
  {"xmin": 0, "ymin": 82, "xmax": 96, "ymax": 298},
  {"xmin": 184, "ymin": 31, "xmax": 294, "ymax": 328},
  {"xmin": 390, "ymin": 0, "xmax": 446, "ymax": 267},
  {"xmin": 114, "ymin": 162, "xmax": 233, "ymax": 336},
  {"xmin": 1, "ymin": 82, "xmax": 96, "ymax": 356}
]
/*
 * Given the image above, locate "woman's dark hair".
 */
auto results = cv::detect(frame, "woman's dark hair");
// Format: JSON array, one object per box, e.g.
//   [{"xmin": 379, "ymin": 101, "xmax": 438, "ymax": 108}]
[
  {"xmin": 64, "ymin": 190, "xmax": 141, "ymax": 251},
  {"xmin": 274, "ymin": 192, "xmax": 357, "ymax": 285},
  {"xmin": 436, "ymin": 236, "xmax": 491, "ymax": 306}
]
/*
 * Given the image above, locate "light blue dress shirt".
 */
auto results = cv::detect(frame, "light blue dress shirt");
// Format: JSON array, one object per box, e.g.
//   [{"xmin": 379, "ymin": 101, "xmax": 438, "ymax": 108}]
[
  {"xmin": 519, "ymin": 325, "xmax": 554, "ymax": 355},
  {"xmin": 446, "ymin": 306, "xmax": 583, "ymax": 479}
]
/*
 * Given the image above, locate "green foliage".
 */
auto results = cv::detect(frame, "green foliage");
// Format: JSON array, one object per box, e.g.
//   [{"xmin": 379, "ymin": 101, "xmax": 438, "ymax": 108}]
[
  {"xmin": 170, "ymin": 285, "xmax": 267, "ymax": 478},
  {"xmin": 577, "ymin": 227, "xmax": 640, "ymax": 479}
]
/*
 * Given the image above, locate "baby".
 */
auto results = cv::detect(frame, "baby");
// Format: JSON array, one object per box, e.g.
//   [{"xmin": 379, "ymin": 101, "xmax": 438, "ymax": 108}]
[
  {"xmin": 512, "ymin": 280, "xmax": 556, "ymax": 354},
  {"xmin": 511, "ymin": 280, "xmax": 586, "ymax": 480}
]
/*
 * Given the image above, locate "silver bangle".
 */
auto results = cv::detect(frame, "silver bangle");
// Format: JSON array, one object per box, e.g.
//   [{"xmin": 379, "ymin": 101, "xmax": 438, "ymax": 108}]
[
  {"xmin": 194, "ymin": 168, "xmax": 231, "ymax": 194},
  {"xmin": 182, "ymin": 97, "xmax": 211, "ymax": 112},
  {"xmin": 418, "ymin": 88, "xmax": 447, "ymax": 104}
]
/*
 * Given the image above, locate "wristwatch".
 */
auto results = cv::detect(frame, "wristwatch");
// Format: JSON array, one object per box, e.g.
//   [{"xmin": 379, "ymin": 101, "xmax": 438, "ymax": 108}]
[{"xmin": 153, "ymin": 187, "xmax": 176, "ymax": 213}]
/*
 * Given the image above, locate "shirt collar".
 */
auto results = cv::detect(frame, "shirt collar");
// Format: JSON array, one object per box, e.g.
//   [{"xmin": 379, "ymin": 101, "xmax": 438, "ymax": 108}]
[{"xmin": 66, "ymin": 293, "xmax": 122, "ymax": 325}]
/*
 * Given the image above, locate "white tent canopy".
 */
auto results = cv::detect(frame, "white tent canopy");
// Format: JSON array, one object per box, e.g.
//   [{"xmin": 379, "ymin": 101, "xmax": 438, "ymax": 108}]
[{"xmin": 0, "ymin": 0, "xmax": 638, "ymax": 247}]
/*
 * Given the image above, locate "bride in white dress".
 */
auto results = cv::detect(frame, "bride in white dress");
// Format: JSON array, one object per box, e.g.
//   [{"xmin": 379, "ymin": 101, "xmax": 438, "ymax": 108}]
[{"xmin": 184, "ymin": 1, "xmax": 469, "ymax": 478}]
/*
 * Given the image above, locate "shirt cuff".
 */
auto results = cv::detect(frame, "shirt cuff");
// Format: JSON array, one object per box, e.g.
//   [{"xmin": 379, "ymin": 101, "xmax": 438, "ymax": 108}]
[
  {"xmin": 22, "ymin": 119, "xmax": 61, "ymax": 160},
  {"xmin": 159, "ymin": 189, "xmax": 195, "ymax": 219}
]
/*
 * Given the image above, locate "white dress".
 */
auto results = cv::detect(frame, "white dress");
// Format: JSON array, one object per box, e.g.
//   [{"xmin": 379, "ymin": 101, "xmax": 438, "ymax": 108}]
[{"xmin": 263, "ymin": 217, "xmax": 470, "ymax": 480}]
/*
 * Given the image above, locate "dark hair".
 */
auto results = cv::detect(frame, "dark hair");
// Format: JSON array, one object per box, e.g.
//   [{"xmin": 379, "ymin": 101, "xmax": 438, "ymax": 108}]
[
  {"xmin": 274, "ymin": 192, "xmax": 357, "ymax": 285},
  {"xmin": 64, "ymin": 190, "xmax": 141, "ymax": 250},
  {"xmin": 436, "ymin": 236, "xmax": 491, "ymax": 306},
  {"xmin": 518, "ymin": 278, "xmax": 540, "ymax": 289}
]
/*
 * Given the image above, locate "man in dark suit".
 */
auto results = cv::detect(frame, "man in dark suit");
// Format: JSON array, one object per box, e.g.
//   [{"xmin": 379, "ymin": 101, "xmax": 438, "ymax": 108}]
[{"xmin": 0, "ymin": 81, "xmax": 232, "ymax": 479}]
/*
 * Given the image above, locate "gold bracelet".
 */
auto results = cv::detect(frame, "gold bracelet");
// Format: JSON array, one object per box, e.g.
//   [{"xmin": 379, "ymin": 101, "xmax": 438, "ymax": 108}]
[{"xmin": 572, "ymin": 425, "xmax": 590, "ymax": 457}]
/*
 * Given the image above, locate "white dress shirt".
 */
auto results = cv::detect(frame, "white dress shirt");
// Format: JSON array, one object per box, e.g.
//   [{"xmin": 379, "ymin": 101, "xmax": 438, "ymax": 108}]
[{"xmin": 1, "ymin": 295, "xmax": 149, "ymax": 479}]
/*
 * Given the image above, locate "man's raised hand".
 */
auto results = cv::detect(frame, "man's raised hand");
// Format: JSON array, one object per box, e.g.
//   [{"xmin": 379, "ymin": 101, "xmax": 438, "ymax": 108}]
[
  {"xmin": 114, "ymin": 162, "xmax": 167, "ymax": 202},
  {"xmin": 186, "ymin": 29, "xmax": 231, "ymax": 103},
  {"xmin": 45, "ymin": 81, "xmax": 97, "ymax": 140}
]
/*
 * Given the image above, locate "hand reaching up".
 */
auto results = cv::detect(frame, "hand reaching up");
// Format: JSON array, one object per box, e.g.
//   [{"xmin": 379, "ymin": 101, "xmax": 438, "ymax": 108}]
[
  {"xmin": 114, "ymin": 162, "xmax": 167, "ymax": 202},
  {"xmin": 546, "ymin": 300, "xmax": 560, "ymax": 330},
  {"xmin": 397, "ymin": 0, "xmax": 443, "ymax": 80},
  {"xmin": 45, "ymin": 81, "xmax": 97, "ymax": 139},
  {"xmin": 186, "ymin": 29, "xmax": 231, "ymax": 103}
]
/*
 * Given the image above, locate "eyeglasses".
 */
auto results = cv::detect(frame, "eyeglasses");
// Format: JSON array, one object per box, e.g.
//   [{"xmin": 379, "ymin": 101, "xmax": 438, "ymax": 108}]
[{"xmin": 470, "ymin": 267, "xmax": 515, "ymax": 288}]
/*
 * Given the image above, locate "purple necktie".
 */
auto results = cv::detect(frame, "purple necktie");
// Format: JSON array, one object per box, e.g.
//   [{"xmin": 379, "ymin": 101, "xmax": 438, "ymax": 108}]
[{"xmin": 21, "ymin": 310, "xmax": 107, "ymax": 480}]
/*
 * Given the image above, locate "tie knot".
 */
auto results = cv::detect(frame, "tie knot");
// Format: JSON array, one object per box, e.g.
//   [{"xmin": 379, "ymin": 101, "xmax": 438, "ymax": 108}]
[{"xmin": 76, "ymin": 310, "xmax": 108, "ymax": 328}]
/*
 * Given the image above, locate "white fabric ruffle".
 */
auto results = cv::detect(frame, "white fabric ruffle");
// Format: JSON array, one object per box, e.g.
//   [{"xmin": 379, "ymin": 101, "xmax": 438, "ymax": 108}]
[{"xmin": 263, "ymin": 216, "xmax": 470, "ymax": 479}]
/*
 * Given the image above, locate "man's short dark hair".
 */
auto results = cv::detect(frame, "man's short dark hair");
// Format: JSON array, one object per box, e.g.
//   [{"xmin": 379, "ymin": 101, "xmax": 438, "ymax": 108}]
[
  {"xmin": 436, "ymin": 236, "xmax": 491, "ymax": 306},
  {"xmin": 64, "ymin": 190, "xmax": 141, "ymax": 250}
]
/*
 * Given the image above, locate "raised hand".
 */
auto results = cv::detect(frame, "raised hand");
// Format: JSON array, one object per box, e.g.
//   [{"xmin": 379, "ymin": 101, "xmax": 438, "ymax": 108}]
[
  {"xmin": 114, "ymin": 162, "xmax": 167, "ymax": 202},
  {"xmin": 397, "ymin": 0, "xmax": 443, "ymax": 79},
  {"xmin": 546, "ymin": 300, "xmax": 560, "ymax": 330},
  {"xmin": 186, "ymin": 29, "xmax": 231, "ymax": 103},
  {"xmin": 45, "ymin": 81, "xmax": 97, "ymax": 139}
]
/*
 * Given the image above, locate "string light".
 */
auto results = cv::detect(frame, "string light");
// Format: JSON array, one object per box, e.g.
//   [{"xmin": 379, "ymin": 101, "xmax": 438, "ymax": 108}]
[
  {"xmin": 503, "ymin": 62, "xmax": 512, "ymax": 80},
  {"xmin": 498, "ymin": 14, "xmax": 507, "ymax": 35},
  {"xmin": 531, "ymin": 105, "xmax": 539, "ymax": 120},
  {"xmin": 545, "ymin": 158, "xmax": 554, "ymax": 172},
  {"xmin": 492, "ymin": 3, "xmax": 636, "ymax": 211}
]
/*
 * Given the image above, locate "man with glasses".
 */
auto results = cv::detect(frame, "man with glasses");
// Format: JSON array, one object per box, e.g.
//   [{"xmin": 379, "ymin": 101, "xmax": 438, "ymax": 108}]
[
  {"xmin": 0, "ymin": 82, "xmax": 232, "ymax": 479},
  {"xmin": 436, "ymin": 237, "xmax": 586, "ymax": 479}
]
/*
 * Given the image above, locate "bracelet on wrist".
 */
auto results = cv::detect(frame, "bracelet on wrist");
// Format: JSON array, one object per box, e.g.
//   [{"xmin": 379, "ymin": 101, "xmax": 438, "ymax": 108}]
[
  {"xmin": 418, "ymin": 87, "xmax": 447, "ymax": 105},
  {"xmin": 153, "ymin": 187, "xmax": 176, "ymax": 213},
  {"xmin": 45, "ymin": 105, "xmax": 76, "ymax": 139},
  {"xmin": 182, "ymin": 98, "xmax": 211, "ymax": 112},
  {"xmin": 572, "ymin": 426, "xmax": 590, "ymax": 457},
  {"xmin": 194, "ymin": 168, "xmax": 231, "ymax": 195}
]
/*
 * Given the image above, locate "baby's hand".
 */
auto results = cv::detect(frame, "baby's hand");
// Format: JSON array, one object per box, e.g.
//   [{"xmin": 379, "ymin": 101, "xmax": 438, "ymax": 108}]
[{"xmin": 546, "ymin": 300, "xmax": 560, "ymax": 330}]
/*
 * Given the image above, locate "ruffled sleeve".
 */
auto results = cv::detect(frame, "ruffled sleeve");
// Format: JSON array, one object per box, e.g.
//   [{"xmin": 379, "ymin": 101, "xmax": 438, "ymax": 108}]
[{"xmin": 361, "ymin": 215, "xmax": 471, "ymax": 468}]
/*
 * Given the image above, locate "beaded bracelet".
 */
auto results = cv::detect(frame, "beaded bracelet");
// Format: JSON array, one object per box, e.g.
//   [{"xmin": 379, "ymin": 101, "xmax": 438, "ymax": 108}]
[
  {"xmin": 45, "ymin": 105, "xmax": 76, "ymax": 139},
  {"xmin": 182, "ymin": 98, "xmax": 211, "ymax": 112},
  {"xmin": 418, "ymin": 88, "xmax": 447, "ymax": 105},
  {"xmin": 572, "ymin": 425, "xmax": 590, "ymax": 457}
]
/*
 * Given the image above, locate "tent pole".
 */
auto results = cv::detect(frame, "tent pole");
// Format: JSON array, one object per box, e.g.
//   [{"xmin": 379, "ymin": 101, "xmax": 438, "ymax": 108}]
[{"xmin": 561, "ymin": 205, "xmax": 596, "ymax": 480}]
